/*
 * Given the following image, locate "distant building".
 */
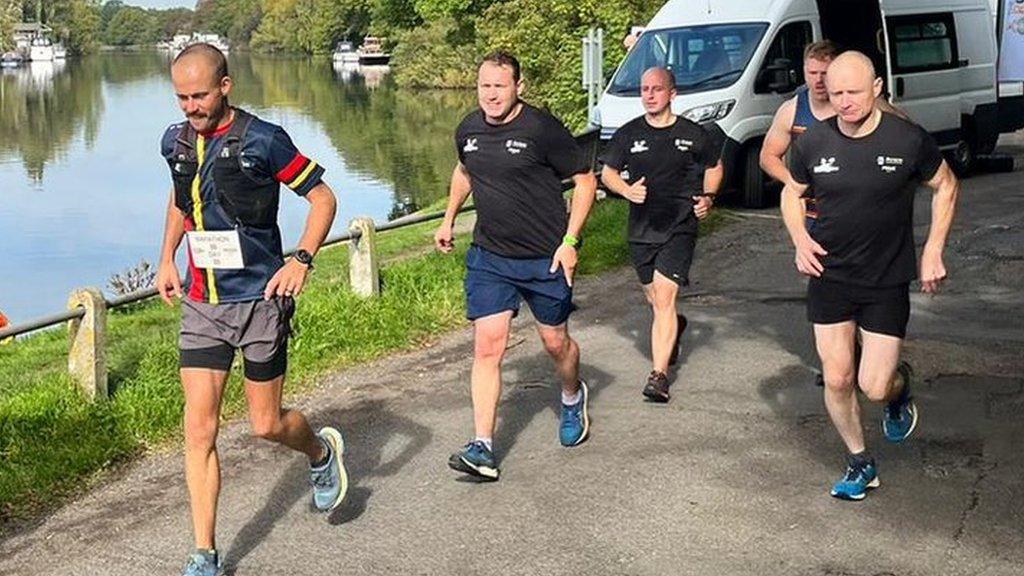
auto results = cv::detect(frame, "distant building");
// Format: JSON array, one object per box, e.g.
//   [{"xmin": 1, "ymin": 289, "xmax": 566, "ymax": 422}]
[{"xmin": 12, "ymin": 23, "xmax": 52, "ymax": 50}]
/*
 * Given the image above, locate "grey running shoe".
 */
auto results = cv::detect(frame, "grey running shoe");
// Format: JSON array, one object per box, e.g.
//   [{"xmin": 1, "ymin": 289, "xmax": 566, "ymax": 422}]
[{"xmin": 310, "ymin": 426, "xmax": 348, "ymax": 512}]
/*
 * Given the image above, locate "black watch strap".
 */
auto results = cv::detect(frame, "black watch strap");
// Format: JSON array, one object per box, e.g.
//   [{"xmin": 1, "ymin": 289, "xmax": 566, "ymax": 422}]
[{"xmin": 294, "ymin": 249, "xmax": 314, "ymax": 269}]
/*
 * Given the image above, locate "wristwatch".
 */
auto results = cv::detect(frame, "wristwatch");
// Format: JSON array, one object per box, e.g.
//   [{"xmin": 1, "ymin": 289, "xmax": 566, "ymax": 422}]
[{"xmin": 294, "ymin": 249, "xmax": 315, "ymax": 269}]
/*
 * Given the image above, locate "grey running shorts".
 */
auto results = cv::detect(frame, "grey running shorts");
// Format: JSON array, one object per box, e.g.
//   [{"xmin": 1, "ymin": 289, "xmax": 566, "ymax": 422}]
[{"xmin": 179, "ymin": 296, "xmax": 295, "ymax": 381}]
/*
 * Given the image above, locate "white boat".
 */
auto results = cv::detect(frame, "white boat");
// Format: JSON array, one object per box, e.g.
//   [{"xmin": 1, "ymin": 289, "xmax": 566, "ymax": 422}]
[
  {"xmin": 332, "ymin": 41, "xmax": 359, "ymax": 63},
  {"xmin": 357, "ymin": 37, "xmax": 391, "ymax": 66},
  {"xmin": 173, "ymin": 33, "xmax": 230, "ymax": 57},
  {"xmin": 0, "ymin": 51, "xmax": 23, "ymax": 68},
  {"xmin": 28, "ymin": 37, "xmax": 54, "ymax": 62}
]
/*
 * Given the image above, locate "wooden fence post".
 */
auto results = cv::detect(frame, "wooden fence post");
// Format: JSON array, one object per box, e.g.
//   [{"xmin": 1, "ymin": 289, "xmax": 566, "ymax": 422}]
[
  {"xmin": 67, "ymin": 288, "xmax": 108, "ymax": 401},
  {"xmin": 348, "ymin": 217, "xmax": 380, "ymax": 297}
]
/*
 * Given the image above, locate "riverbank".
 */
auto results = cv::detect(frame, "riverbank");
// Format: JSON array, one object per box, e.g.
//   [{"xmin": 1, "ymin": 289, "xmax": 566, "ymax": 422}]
[{"xmin": 0, "ymin": 199, "xmax": 724, "ymax": 529}]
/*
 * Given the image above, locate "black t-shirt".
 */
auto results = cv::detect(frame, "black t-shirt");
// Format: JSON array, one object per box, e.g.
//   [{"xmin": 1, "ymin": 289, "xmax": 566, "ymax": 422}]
[
  {"xmin": 790, "ymin": 113, "xmax": 943, "ymax": 287},
  {"xmin": 601, "ymin": 116, "xmax": 720, "ymax": 243},
  {"xmin": 455, "ymin": 103, "xmax": 588, "ymax": 258}
]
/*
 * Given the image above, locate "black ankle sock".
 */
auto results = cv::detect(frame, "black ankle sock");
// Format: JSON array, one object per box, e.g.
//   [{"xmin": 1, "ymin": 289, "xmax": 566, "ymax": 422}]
[
  {"xmin": 310, "ymin": 438, "xmax": 331, "ymax": 468},
  {"xmin": 848, "ymin": 451, "xmax": 873, "ymax": 467}
]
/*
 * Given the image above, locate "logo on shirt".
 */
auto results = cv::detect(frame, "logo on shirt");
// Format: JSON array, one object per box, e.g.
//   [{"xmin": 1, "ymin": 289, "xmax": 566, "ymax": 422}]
[
  {"xmin": 463, "ymin": 138, "xmax": 479, "ymax": 153},
  {"xmin": 813, "ymin": 157, "xmax": 840, "ymax": 174},
  {"xmin": 674, "ymin": 138, "xmax": 693, "ymax": 152},
  {"xmin": 876, "ymin": 155, "xmax": 904, "ymax": 173},
  {"xmin": 505, "ymin": 139, "xmax": 528, "ymax": 154},
  {"xmin": 630, "ymin": 140, "xmax": 649, "ymax": 153}
]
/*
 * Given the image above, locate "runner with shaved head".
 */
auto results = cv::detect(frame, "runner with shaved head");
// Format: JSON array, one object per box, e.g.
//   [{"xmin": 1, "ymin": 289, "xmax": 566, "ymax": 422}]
[
  {"xmin": 159, "ymin": 43, "xmax": 346, "ymax": 575},
  {"xmin": 781, "ymin": 51, "xmax": 959, "ymax": 500},
  {"xmin": 601, "ymin": 66, "xmax": 724, "ymax": 402}
]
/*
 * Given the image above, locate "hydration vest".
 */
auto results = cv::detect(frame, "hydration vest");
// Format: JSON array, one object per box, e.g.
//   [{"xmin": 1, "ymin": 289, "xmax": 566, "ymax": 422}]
[{"xmin": 165, "ymin": 108, "xmax": 279, "ymax": 229}]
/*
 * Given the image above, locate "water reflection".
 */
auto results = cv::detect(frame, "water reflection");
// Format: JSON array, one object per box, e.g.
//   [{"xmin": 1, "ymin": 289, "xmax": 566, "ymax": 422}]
[{"xmin": 0, "ymin": 52, "xmax": 474, "ymax": 320}]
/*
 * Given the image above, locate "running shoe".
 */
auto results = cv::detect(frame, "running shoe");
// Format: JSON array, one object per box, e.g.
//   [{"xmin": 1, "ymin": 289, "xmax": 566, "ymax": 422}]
[
  {"xmin": 180, "ymin": 552, "xmax": 220, "ymax": 576},
  {"xmin": 830, "ymin": 458, "xmax": 880, "ymax": 501},
  {"xmin": 882, "ymin": 361, "xmax": 918, "ymax": 443},
  {"xmin": 310, "ymin": 426, "xmax": 348, "ymax": 512},
  {"xmin": 559, "ymin": 379, "xmax": 591, "ymax": 447},
  {"xmin": 668, "ymin": 314, "xmax": 688, "ymax": 366},
  {"xmin": 642, "ymin": 370, "xmax": 671, "ymax": 403},
  {"xmin": 448, "ymin": 440, "xmax": 499, "ymax": 480}
]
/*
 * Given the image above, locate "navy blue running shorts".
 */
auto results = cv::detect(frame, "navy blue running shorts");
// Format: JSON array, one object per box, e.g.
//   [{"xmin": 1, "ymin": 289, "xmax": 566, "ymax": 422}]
[{"xmin": 464, "ymin": 244, "xmax": 574, "ymax": 326}]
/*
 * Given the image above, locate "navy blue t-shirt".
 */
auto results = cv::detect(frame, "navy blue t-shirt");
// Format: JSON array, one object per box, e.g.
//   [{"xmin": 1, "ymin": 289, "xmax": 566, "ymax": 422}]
[{"xmin": 161, "ymin": 109, "xmax": 325, "ymax": 303}]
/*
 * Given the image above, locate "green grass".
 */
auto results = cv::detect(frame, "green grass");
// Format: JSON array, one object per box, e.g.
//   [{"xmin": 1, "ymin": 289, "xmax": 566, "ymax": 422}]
[{"xmin": 0, "ymin": 198, "xmax": 725, "ymax": 527}]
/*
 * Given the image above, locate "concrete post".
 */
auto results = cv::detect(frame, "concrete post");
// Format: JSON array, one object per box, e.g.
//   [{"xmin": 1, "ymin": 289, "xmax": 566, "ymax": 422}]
[
  {"xmin": 67, "ymin": 288, "xmax": 108, "ymax": 401},
  {"xmin": 348, "ymin": 217, "xmax": 380, "ymax": 297}
]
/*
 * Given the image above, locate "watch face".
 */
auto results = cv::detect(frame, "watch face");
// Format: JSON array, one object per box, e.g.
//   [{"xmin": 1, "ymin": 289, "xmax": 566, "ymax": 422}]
[{"xmin": 296, "ymin": 249, "xmax": 312, "ymax": 264}]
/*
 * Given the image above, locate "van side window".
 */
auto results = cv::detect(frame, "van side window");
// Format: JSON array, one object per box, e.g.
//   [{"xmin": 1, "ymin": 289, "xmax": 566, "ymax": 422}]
[
  {"xmin": 754, "ymin": 21, "xmax": 812, "ymax": 95},
  {"xmin": 887, "ymin": 13, "xmax": 958, "ymax": 73}
]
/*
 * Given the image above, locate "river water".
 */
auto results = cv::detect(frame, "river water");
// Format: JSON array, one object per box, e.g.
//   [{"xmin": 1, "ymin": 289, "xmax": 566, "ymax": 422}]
[{"xmin": 0, "ymin": 52, "xmax": 473, "ymax": 321}]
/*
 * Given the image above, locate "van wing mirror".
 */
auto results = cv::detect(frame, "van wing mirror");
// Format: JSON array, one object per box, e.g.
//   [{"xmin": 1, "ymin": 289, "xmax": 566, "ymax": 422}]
[{"xmin": 756, "ymin": 58, "xmax": 797, "ymax": 93}]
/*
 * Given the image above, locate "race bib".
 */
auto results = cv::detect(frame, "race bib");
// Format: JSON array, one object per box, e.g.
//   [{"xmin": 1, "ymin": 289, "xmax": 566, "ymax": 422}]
[{"xmin": 186, "ymin": 230, "xmax": 245, "ymax": 269}]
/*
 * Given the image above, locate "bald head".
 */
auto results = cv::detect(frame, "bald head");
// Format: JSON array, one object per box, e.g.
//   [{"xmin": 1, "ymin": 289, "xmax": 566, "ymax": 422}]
[
  {"xmin": 640, "ymin": 67, "xmax": 677, "ymax": 117},
  {"xmin": 642, "ymin": 67, "xmax": 676, "ymax": 90},
  {"xmin": 829, "ymin": 51, "xmax": 875, "ymax": 81},
  {"xmin": 826, "ymin": 51, "xmax": 883, "ymax": 127},
  {"xmin": 170, "ymin": 42, "xmax": 233, "ymax": 134},
  {"xmin": 172, "ymin": 43, "xmax": 229, "ymax": 82}
]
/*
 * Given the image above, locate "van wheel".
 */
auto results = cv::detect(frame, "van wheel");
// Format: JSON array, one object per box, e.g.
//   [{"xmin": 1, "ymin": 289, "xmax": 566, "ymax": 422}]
[
  {"xmin": 742, "ymin": 143, "xmax": 768, "ymax": 208},
  {"xmin": 948, "ymin": 138, "xmax": 975, "ymax": 177}
]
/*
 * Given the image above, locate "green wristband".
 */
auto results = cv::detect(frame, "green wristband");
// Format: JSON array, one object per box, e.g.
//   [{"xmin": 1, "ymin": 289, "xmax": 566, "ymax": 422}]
[{"xmin": 562, "ymin": 233, "xmax": 579, "ymax": 247}]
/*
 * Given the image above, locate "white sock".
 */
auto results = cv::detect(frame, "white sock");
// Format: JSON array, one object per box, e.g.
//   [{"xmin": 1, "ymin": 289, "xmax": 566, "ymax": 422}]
[
  {"xmin": 474, "ymin": 437, "xmax": 493, "ymax": 451},
  {"xmin": 562, "ymin": 390, "xmax": 581, "ymax": 406}
]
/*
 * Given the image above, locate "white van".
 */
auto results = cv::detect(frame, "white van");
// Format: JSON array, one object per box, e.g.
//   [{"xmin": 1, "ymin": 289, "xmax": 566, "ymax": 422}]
[{"xmin": 595, "ymin": 0, "xmax": 1022, "ymax": 207}]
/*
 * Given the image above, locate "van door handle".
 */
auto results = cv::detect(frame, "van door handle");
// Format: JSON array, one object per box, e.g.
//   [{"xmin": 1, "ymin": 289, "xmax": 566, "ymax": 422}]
[
  {"xmin": 958, "ymin": 59, "xmax": 969, "ymax": 68},
  {"xmin": 896, "ymin": 77, "xmax": 904, "ymax": 97}
]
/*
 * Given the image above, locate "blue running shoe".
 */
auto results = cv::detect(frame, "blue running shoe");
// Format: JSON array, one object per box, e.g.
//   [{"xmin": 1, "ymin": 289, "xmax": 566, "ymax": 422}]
[
  {"xmin": 448, "ymin": 440, "xmax": 499, "ymax": 480},
  {"xmin": 883, "ymin": 361, "xmax": 918, "ymax": 443},
  {"xmin": 830, "ymin": 459, "xmax": 880, "ymax": 501},
  {"xmin": 560, "ymin": 379, "xmax": 590, "ymax": 447},
  {"xmin": 310, "ymin": 426, "xmax": 348, "ymax": 512},
  {"xmin": 181, "ymin": 551, "xmax": 220, "ymax": 576}
]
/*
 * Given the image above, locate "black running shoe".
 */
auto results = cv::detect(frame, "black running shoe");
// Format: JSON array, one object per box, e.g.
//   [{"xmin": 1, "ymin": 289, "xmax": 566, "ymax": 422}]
[{"xmin": 642, "ymin": 370, "xmax": 671, "ymax": 403}]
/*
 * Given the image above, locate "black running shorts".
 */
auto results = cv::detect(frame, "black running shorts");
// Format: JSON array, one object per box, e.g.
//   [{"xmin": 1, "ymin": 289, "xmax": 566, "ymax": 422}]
[
  {"xmin": 629, "ymin": 232, "xmax": 697, "ymax": 286},
  {"xmin": 807, "ymin": 278, "xmax": 910, "ymax": 338}
]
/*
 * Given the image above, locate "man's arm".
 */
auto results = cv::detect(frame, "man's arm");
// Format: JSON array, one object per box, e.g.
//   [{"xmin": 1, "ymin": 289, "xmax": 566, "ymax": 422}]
[
  {"xmin": 600, "ymin": 165, "xmax": 646, "ymax": 204},
  {"xmin": 693, "ymin": 160, "xmax": 725, "ymax": 219},
  {"xmin": 550, "ymin": 171, "xmax": 598, "ymax": 287},
  {"xmin": 780, "ymin": 179, "xmax": 826, "ymax": 277},
  {"xmin": 920, "ymin": 160, "xmax": 959, "ymax": 293},
  {"xmin": 156, "ymin": 191, "xmax": 186, "ymax": 305},
  {"xmin": 434, "ymin": 163, "xmax": 472, "ymax": 252},
  {"xmin": 760, "ymin": 98, "xmax": 797, "ymax": 186},
  {"xmin": 264, "ymin": 182, "xmax": 337, "ymax": 299}
]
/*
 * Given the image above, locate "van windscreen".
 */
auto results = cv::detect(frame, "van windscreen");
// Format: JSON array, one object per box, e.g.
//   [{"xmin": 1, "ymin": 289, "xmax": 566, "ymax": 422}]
[{"xmin": 608, "ymin": 23, "xmax": 769, "ymax": 96}]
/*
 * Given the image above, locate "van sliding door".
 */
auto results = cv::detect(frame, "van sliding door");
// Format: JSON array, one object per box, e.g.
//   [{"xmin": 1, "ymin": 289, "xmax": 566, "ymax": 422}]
[{"xmin": 883, "ymin": 10, "xmax": 962, "ymax": 142}]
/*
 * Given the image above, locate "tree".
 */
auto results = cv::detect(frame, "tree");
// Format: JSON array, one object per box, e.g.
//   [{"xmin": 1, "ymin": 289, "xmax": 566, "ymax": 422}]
[
  {"xmin": 102, "ymin": 5, "xmax": 156, "ymax": 46},
  {"xmin": 0, "ymin": 0, "xmax": 23, "ymax": 52}
]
